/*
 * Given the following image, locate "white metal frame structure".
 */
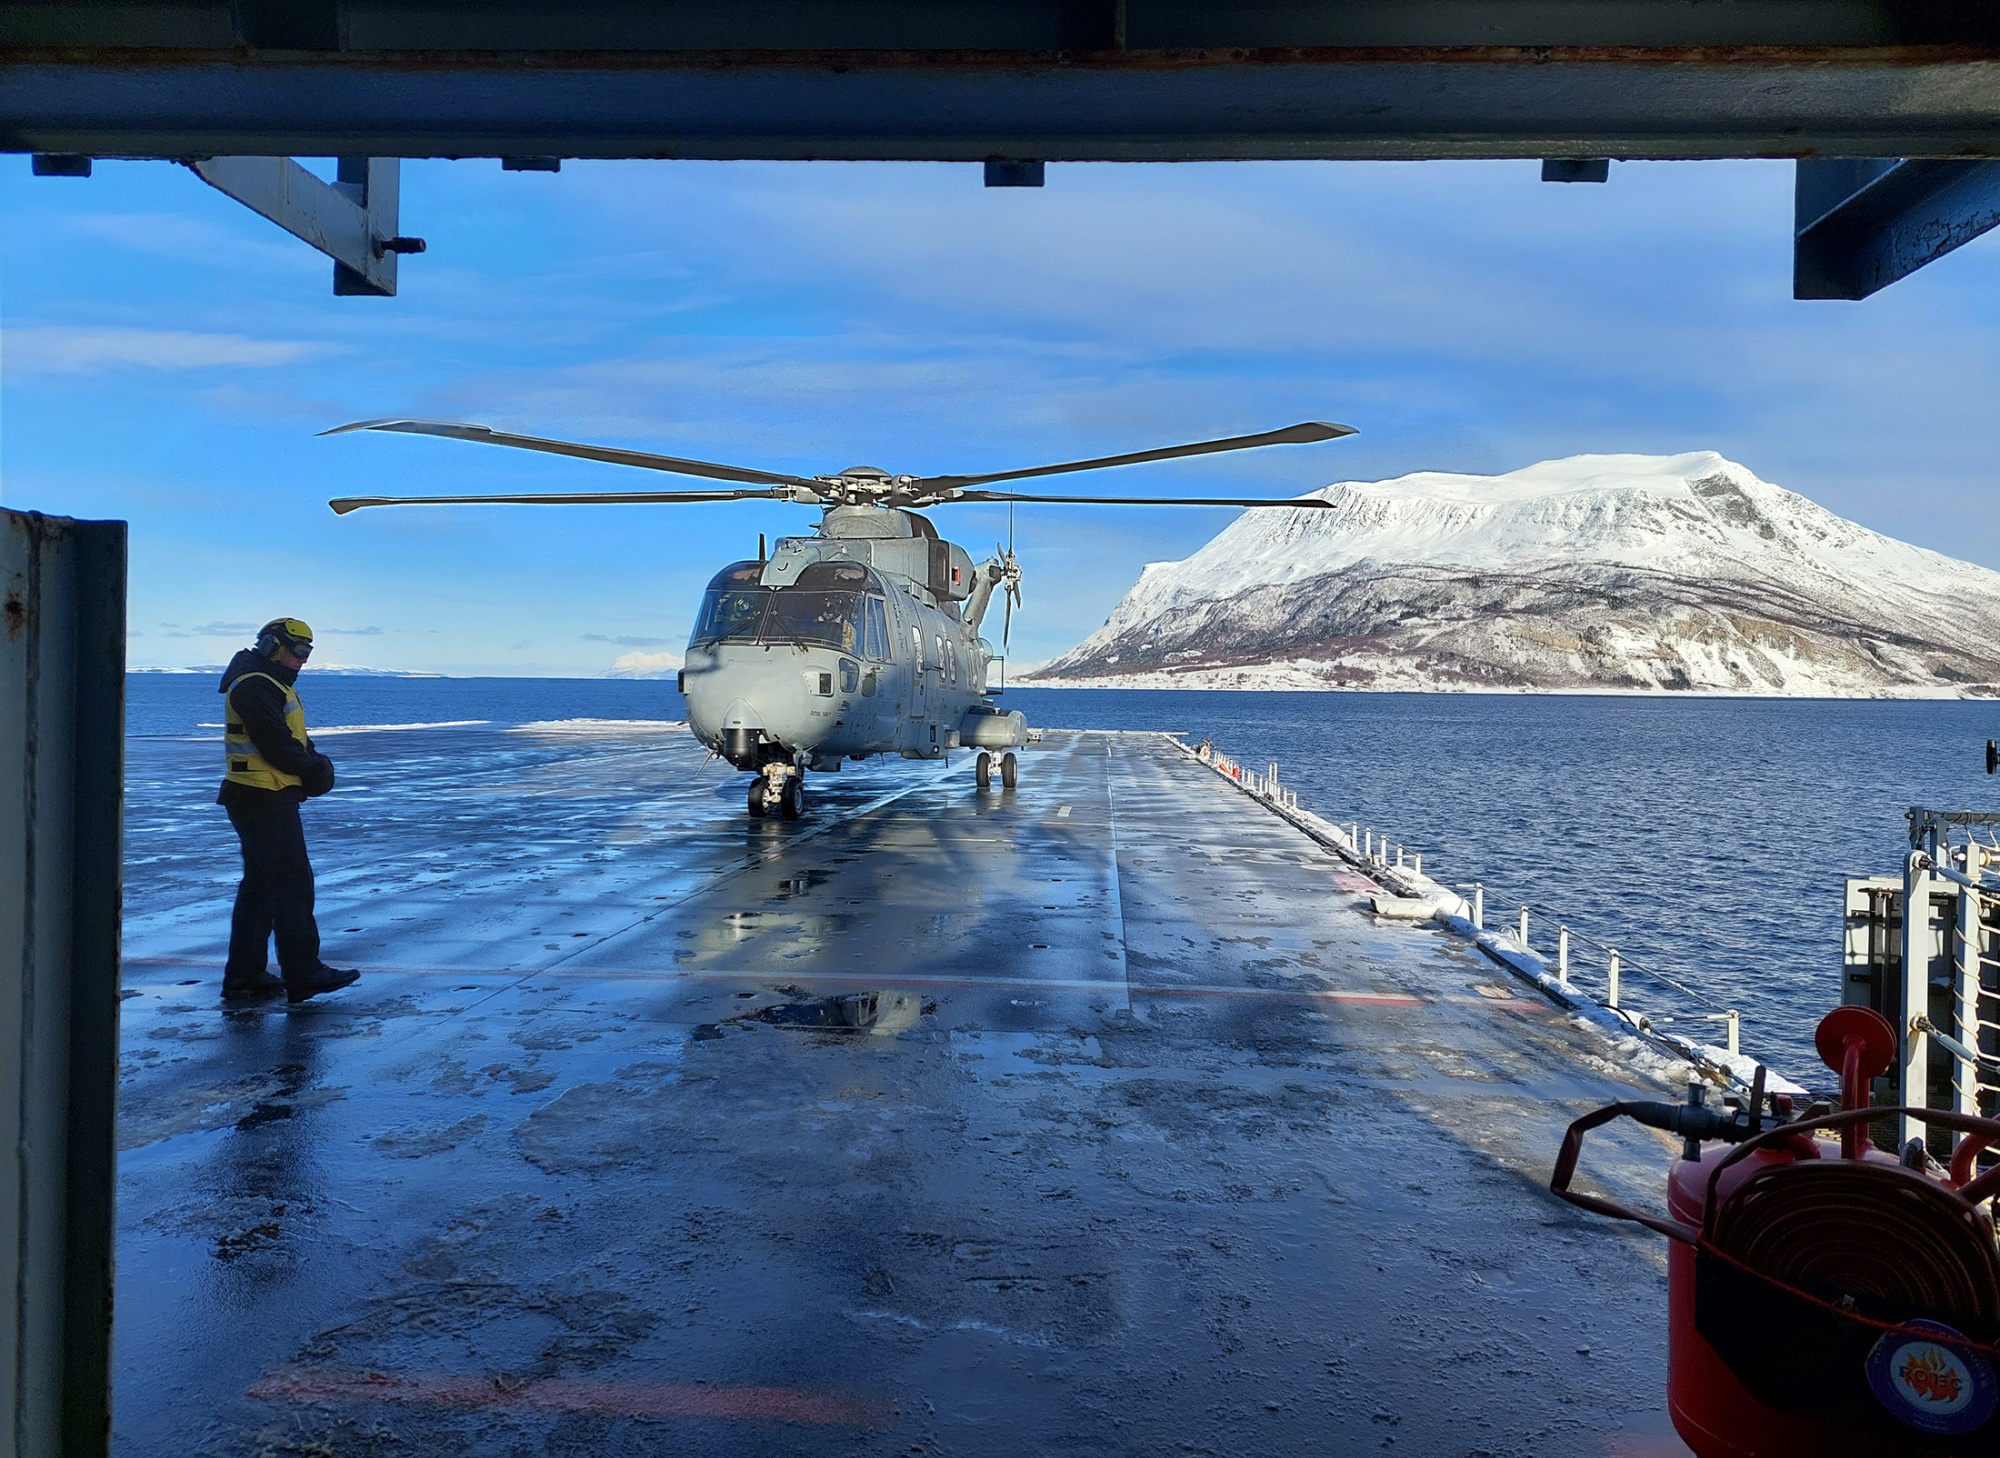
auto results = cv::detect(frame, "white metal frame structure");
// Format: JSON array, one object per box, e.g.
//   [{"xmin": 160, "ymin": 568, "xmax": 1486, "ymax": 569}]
[{"xmin": 1845, "ymin": 811, "xmax": 2000, "ymax": 1157}]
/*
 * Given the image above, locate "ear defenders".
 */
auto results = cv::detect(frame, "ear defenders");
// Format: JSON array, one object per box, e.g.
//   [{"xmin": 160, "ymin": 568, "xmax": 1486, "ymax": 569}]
[{"xmin": 256, "ymin": 617, "xmax": 315, "ymax": 658}]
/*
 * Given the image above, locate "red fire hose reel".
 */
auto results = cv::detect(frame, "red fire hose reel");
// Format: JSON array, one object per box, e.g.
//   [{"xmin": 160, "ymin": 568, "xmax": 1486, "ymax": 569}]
[{"xmin": 1551, "ymin": 1006, "xmax": 2000, "ymax": 1457}]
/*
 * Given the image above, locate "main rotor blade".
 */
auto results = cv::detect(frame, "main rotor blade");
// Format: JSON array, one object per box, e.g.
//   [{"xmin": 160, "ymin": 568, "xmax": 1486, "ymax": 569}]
[
  {"xmin": 949, "ymin": 491, "xmax": 1338, "ymax": 509},
  {"xmin": 328, "ymin": 489, "xmax": 787, "ymax": 516},
  {"xmin": 913, "ymin": 421, "xmax": 1355, "ymax": 492},
  {"xmin": 322, "ymin": 419, "xmax": 816, "ymax": 489}
]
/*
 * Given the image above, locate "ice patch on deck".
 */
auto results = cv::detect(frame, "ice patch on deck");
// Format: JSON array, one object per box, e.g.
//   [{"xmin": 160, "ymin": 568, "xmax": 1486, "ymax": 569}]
[
  {"xmin": 193, "ymin": 720, "xmax": 491, "ymax": 735},
  {"xmin": 508, "ymin": 719, "xmax": 688, "ymax": 735}
]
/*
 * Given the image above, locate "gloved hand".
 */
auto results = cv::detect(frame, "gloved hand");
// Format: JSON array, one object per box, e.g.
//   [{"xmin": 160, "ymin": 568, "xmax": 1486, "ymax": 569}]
[{"xmin": 301, "ymin": 752, "xmax": 337, "ymax": 798}]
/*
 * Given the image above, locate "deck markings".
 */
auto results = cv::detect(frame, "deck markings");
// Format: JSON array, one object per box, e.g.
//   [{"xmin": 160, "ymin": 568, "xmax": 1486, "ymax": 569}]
[
  {"xmin": 118, "ymin": 955, "xmax": 1536, "ymax": 1008},
  {"xmin": 247, "ymin": 1368, "xmax": 879, "ymax": 1426}
]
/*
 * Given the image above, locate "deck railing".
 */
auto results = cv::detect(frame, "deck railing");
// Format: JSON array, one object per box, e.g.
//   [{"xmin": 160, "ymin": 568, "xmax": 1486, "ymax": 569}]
[{"xmin": 1184, "ymin": 736, "xmax": 1772, "ymax": 1096}]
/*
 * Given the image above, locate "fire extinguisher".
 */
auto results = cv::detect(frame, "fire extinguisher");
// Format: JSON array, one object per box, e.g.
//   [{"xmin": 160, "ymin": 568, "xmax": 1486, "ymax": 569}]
[{"xmin": 1551, "ymin": 1006, "xmax": 2000, "ymax": 1457}]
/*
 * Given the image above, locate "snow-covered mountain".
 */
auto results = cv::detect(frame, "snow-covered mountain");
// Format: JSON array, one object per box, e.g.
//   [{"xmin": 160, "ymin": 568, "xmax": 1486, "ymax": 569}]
[{"xmin": 1026, "ymin": 452, "xmax": 2000, "ymax": 695}]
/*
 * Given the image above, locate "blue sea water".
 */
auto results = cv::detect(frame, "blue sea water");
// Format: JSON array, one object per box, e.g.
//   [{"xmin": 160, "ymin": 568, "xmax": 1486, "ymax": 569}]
[{"xmin": 127, "ymin": 674, "xmax": 2000, "ymax": 1074}]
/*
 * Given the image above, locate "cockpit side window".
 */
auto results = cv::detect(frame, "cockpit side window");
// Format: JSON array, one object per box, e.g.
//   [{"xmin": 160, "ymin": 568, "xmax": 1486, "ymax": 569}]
[{"xmin": 863, "ymin": 598, "xmax": 889, "ymax": 660}]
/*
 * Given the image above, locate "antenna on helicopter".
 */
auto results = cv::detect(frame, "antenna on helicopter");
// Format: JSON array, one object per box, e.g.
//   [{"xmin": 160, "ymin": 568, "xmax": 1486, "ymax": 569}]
[{"xmin": 759, "ymin": 533, "xmax": 767, "ymax": 562}]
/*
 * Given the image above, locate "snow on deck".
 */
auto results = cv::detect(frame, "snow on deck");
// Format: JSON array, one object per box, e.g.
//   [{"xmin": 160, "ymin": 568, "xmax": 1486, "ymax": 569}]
[{"xmin": 116, "ymin": 724, "xmax": 1692, "ymax": 1457}]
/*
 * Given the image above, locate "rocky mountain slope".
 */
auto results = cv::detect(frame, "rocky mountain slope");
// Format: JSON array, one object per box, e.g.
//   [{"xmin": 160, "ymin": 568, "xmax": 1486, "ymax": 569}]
[{"xmin": 1025, "ymin": 452, "xmax": 2000, "ymax": 695}]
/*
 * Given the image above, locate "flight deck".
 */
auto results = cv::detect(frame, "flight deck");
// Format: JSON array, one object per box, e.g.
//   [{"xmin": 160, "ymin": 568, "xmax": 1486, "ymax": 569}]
[{"xmin": 116, "ymin": 723, "xmax": 1691, "ymax": 1456}]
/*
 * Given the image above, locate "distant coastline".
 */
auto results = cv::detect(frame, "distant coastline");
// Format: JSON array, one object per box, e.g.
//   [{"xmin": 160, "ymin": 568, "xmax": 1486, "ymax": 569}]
[
  {"xmin": 129, "ymin": 666, "xmax": 449, "ymax": 678},
  {"xmin": 1015, "ymin": 673, "xmax": 2000, "ymax": 699}
]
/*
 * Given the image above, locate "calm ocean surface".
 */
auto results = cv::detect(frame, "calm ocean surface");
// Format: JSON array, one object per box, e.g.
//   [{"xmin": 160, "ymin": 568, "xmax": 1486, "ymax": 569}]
[{"xmin": 127, "ymin": 674, "xmax": 2000, "ymax": 1075}]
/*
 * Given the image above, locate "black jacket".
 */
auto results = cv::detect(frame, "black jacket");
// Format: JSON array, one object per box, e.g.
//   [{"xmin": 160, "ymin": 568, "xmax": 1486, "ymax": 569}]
[{"xmin": 216, "ymin": 649, "xmax": 335, "ymax": 807}]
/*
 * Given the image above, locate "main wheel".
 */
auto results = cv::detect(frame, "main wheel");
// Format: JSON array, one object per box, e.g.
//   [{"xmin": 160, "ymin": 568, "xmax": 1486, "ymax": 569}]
[
  {"xmin": 1000, "ymin": 751, "xmax": 1019, "ymax": 789},
  {"xmin": 748, "ymin": 778, "xmax": 769, "ymax": 817},
  {"xmin": 779, "ymin": 775, "xmax": 805, "ymax": 820},
  {"xmin": 975, "ymin": 751, "xmax": 992, "ymax": 790}
]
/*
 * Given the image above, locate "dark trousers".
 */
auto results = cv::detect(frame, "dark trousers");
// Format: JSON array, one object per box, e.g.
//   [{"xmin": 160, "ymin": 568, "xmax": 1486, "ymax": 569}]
[{"xmin": 224, "ymin": 796, "xmax": 321, "ymax": 981}]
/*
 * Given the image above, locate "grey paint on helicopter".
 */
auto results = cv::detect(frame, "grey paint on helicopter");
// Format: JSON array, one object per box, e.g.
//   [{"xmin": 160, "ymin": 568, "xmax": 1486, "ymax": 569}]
[{"xmin": 324, "ymin": 417, "xmax": 1355, "ymax": 816}]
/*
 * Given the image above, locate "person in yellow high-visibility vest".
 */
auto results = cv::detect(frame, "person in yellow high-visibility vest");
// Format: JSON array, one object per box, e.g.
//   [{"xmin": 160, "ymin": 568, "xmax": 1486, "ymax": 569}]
[{"xmin": 217, "ymin": 618, "xmax": 359, "ymax": 1003}]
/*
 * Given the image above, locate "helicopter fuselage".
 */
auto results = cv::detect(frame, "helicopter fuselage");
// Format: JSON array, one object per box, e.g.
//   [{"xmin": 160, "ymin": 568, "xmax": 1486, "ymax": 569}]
[{"xmin": 680, "ymin": 505, "xmax": 1026, "ymax": 772}]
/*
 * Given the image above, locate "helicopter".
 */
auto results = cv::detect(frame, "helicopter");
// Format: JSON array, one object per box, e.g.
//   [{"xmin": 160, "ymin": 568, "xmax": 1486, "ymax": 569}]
[{"xmin": 324, "ymin": 418, "xmax": 1354, "ymax": 819}]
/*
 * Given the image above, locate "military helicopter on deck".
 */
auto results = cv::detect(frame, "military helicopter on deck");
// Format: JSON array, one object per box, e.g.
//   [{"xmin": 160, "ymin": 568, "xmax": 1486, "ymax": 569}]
[{"xmin": 324, "ymin": 418, "xmax": 1353, "ymax": 819}]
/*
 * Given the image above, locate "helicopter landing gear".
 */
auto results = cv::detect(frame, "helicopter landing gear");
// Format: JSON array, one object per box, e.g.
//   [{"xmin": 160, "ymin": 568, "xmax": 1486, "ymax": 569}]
[
  {"xmin": 975, "ymin": 750, "xmax": 1018, "ymax": 792},
  {"xmin": 751, "ymin": 762, "xmax": 805, "ymax": 820}
]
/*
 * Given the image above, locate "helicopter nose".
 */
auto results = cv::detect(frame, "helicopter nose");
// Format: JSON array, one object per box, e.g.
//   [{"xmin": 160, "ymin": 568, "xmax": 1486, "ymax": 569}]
[{"xmin": 719, "ymin": 697, "xmax": 763, "ymax": 767}]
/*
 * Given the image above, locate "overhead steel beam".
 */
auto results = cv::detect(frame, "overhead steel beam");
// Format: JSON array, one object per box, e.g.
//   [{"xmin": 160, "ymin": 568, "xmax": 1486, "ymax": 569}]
[
  {"xmin": 1795, "ymin": 157, "xmax": 2000, "ymax": 298},
  {"xmin": 188, "ymin": 155, "xmax": 422, "ymax": 295},
  {"xmin": 6, "ymin": 50, "xmax": 2000, "ymax": 162},
  {"xmin": 0, "ymin": 508, "xmax": 125, "ymax": 1458},
  {"xmin": 9, "ymin": 1, "xmax": 2000, "ymax": 53}
]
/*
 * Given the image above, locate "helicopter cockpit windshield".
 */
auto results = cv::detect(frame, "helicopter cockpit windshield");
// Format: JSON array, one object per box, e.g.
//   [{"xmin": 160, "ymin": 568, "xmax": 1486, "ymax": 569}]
[
  {"xmin": 766, "ymin": 562, "xmax": 878, "ymax": 654},
  {"xmin": 688, "ymin": 560, "xmax": 884, "ymax": 655}
]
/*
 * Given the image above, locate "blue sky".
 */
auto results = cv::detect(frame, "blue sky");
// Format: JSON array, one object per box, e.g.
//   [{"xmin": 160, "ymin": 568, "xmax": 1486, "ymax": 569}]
[{"xmin": 5, "ymin": 156, "xmax": 1999, "ymax": 676}]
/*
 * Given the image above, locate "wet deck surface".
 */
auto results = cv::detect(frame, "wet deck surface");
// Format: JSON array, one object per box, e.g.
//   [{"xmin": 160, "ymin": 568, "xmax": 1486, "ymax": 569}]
[{"xmin": 118, "ymin": 724, "xmax": 1691, "ymax": 1457}]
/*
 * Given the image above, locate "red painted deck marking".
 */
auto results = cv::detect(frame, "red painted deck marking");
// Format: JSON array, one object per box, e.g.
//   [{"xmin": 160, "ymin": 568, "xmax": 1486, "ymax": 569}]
[{"xmin": 248, "ymin": 1368, "xmax": 879, "ymax": 1426}]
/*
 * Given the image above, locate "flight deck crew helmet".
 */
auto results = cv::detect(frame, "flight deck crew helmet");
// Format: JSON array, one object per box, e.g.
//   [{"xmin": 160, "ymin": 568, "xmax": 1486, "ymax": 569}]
[{"xmin": 255, "ymin": 618, "xmax": 314, "ymax": 660}]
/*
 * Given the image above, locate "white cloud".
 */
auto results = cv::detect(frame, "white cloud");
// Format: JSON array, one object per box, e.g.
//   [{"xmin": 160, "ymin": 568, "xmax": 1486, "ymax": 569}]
[
  {"xmin": 6, "ymin": 326, "xmax": 334, "ymax": 375},
  {"xmin": 608, "ymin": 650, "xmax": 681, "ymax": 677}
]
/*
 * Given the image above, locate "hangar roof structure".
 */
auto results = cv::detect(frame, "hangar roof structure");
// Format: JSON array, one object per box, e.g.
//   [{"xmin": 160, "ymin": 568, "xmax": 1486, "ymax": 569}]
[
  {"xmin": 4, "ymin": 1, "xmax": 2000, "ymax": 161},
  {"xmin": 8, "ymin": 1, "xmax": 2000, "ymax": 297}
]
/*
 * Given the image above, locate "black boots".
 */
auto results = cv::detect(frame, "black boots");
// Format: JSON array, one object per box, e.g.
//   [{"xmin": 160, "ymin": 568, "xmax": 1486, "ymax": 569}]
[
  {"xmin": 221, "ymin": 970, "xmax": 285, "ymax": 1000},
  {"xmin": 284, "ymin": 964, "xmax": 360, "ymax": 1004}
]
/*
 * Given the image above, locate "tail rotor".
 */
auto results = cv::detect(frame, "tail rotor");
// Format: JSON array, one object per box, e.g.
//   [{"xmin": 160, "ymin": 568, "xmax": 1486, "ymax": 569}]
[{"xmin": 998, "ymin": 501, "xmax": 1023, "ymax": 651}]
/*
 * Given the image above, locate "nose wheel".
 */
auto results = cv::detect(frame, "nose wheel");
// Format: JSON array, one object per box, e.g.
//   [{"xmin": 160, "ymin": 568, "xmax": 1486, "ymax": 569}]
[{"xmin": 749, "ymin": 765, "xmax": 806, "ymax": 820}]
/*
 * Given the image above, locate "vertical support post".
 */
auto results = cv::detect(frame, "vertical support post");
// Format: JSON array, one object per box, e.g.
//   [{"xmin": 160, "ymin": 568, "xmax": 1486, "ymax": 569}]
[
  {"xmin": 1363, "ymin": 829, "xmax": 1373, "ymax": 859},
  {"xmin": 1607, "ymin": 950, "xmax": 1621, "ymax": 1008},
  {"xmin": 1557, "ymin": 926, "xmax": 1570, "ymax": 990},
  {"xmin": 0, "ymin": 509, "xmax": 126, "ymax": 1458},
  {"xmin": 1518, "ymin": 907, "xmax": 1530, "ymax": 949},
  {"xmin": 1411, "ymin": 852, "xmax": 1421, "ymax": 875},
  {"xmin": 1901, "ymin": 848, "xmax": 1940, "ymax": 1150},
  {"xmin": 1956, "ymin": 872, "xmax": 1983, "ymax": 1125},
  {"xmin": 333, "ymin": 155, "xmax": 402, "ymax": 296},
  {"xmin": 1394, "ymin": 844, "xmax": 1404, "ymax": 868},
  {"xmin": 1725, "ymin": 1009, "xmax": 1740, "ymax": 1057},
  {"xmin": 1349, "ymin": 823, "xmax": 1358, "ymax": 848},
  {"xmin": 1471, "ymin": 883, "xmax": 1483, "ymax": 930}
]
